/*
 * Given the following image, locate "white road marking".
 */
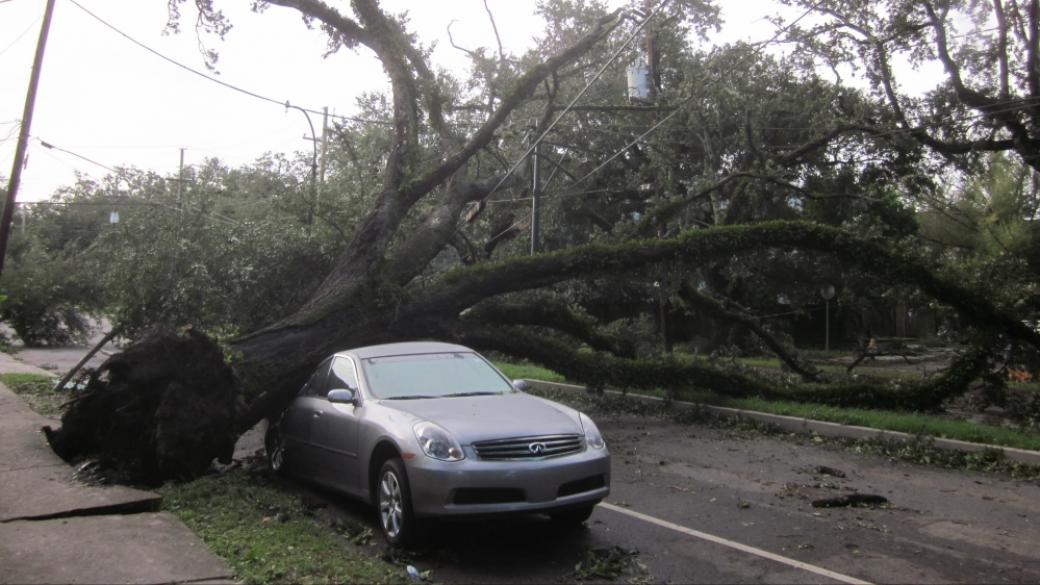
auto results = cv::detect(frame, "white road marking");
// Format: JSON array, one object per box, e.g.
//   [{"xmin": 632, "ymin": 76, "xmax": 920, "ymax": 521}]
[{"xmin": 599, "ymin": 502, "xmax": 873, "ymax": 585}]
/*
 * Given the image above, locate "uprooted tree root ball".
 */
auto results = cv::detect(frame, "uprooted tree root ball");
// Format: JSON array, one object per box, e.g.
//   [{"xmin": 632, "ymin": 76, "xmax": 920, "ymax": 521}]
[{"xmin": 43, "ymin": 328, "xmax": 240, "ymax": 485}]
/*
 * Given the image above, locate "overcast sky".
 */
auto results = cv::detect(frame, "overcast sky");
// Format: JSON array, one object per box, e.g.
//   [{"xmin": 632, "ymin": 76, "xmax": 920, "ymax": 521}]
[{"xmin": 0, "ymin": 1, "xmax": 838, "ymax": 203}]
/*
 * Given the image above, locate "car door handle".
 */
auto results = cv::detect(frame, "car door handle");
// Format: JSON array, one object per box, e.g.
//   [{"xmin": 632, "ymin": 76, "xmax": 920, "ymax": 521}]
[{"xmin": 313, "ymin": 411, "xmax": 324, "ymax": 418}]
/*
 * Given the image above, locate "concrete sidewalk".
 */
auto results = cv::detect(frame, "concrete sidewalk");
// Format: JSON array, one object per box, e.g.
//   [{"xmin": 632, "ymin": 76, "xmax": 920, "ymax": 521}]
[{"xmin": 0, "ymin": 357, "xmax": 235, "ymax": 584}]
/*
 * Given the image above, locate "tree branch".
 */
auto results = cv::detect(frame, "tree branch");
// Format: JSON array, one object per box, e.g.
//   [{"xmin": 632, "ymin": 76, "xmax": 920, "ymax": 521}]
[
  {"xmin": 265, "ymin": 0, "xmax": 418, "ymax": 188},
  {"xmin": 402, "ymin": 10, "xmax": 623, "ymax": 201},
  {"xmin": 483, "ymin": 0, "xmax": 505, "ymax": 65},
  {"xmin": 385, "ymin": 175, "xmax": 514, "ymax": 285},
  {"xmin": 922, "ymin": 0, "xmax": 1040, "ymax": 169},
  {"xmin": 462, "ymin": 298, "xmax": 636, "ymax": 358},
  {"xmin": 410, "ymin": 221, "xmax": 1040, "ymax": 348},
  {"xmin": 675, "ymin": 283, "xmax": 822, "ymax": 382},
  {"xmin": 453, "ymin": 324, "xmax": 996, "ymax": 410}
]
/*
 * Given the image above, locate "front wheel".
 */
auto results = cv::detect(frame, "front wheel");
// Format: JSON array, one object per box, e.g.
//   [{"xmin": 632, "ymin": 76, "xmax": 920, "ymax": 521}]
[
  {"xmin": 377, "ymin": 458, "xmax": 418, "ymax": 547},
  {"xmin": 549, "ymin": 503, "xmax": 596, "ymax": 526},
  {"xmin": 265, "ymin": 427, "xmax": 287, "ymax": 476}
]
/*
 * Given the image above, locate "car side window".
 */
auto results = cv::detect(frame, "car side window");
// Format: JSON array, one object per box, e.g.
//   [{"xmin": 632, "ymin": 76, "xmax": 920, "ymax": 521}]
[
  {"xmin": 300, "ymin": 358, "xmax": 333, "ymax": 397},
  {"xmin": 327, "ymin": 357, "xmax": 359, "ymax": 393}
]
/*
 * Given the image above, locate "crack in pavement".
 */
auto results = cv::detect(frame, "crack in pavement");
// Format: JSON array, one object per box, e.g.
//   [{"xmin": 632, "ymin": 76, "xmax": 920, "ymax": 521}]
[{"xmin": 1, "ymin": 497, "xmax": 161, "ymax": 523}]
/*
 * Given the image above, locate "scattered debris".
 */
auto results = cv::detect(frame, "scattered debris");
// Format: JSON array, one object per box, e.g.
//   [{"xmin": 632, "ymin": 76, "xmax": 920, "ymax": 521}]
[
  {"xmin": 814, "ymin": 465, "xmax": 847, "ymax": 478},
  {"xmin": 812, "ymin": 494, "xmax": 889, "ymax": 508},
  {"xmin": 1007, "ymin": 368, "xmax": 1032, "ymax": 382},
  {"xmin": 329, "ymin": 518, "xmax": 373, "ymax": 546},
  {"xmin": 571, "ymin": 546, "xmax": 642, "ymax": 582},
  {"xmin": 71, "ymin": 459, "xmax": 106, "ymax": 485}
]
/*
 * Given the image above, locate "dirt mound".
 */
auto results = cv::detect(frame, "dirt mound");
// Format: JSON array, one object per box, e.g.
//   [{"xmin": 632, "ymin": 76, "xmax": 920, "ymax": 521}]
[{"xmin": 44, "ymin": 328, "xmax": 239, "ymax": 484}]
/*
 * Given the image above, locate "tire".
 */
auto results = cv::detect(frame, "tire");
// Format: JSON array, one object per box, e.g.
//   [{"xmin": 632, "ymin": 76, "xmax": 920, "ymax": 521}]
[
  {"xmin": 376, "ymin": 458, "xmax": 417, "ymax": 547},
  {"xmin": 265, "ymin": 427, "xmax": 287, "ymax": 476},
  {"xmin": 549, "ymin": 503, "xmax": 596, "ymax": 526}
]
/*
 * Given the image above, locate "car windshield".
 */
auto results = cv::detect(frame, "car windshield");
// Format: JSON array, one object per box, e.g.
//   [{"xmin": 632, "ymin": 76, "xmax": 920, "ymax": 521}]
[{"xmin": 361, "ymin": 352, "xmax": 513, "ymax": 400}]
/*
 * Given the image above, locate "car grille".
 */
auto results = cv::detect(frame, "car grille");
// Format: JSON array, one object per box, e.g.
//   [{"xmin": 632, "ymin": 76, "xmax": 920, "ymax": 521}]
[{"xmin": 473, "ymin": 434, "xmax": 584, "ymax": 460}]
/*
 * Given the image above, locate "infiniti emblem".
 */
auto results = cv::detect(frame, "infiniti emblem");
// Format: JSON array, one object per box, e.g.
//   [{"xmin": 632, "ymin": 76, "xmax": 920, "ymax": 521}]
[{"xmin": 528, "ymin": 442, "xmax": 546, "ymax": 455}]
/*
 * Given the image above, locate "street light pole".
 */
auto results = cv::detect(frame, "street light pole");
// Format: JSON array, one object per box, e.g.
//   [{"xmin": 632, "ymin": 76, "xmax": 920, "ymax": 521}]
[
  {"xmin": 820, "ymin": 284, "xmax": 836, "ymax": 352},
  {"xmin": 286, "ymin": 102, "xmax": 318, "ymax": 226}
]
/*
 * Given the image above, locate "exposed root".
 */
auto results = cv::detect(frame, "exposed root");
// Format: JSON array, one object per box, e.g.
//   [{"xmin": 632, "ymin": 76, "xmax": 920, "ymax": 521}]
[{"xmin": 43, "ymin": 328, "xmax": 239, "ymax": 485}]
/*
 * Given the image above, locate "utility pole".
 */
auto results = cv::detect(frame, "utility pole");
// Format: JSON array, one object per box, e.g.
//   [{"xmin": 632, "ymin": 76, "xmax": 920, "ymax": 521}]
[
  {"xmin": 318, "ymin": 107, "xmax": 329, "ymax": 215},
  {"xmin": 643, "ymin": 0, "xmax": 659, "ymax": 100},
  {"xmin": 0, "ymin": 0, "xmax": 57, "ymax": 280},
  {"xmin": 177, "ymin": 147, "xmax": 187, "ymax": 206},
  {"xmin": 530, "ymin": 133, "xmax": 541, "ymax": 255}
]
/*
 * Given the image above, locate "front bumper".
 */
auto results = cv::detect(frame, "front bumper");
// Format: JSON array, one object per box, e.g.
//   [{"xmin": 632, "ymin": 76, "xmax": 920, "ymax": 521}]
[{"xmin": 406, "ymin": 446, "xmax": 611, "ymax": 517}]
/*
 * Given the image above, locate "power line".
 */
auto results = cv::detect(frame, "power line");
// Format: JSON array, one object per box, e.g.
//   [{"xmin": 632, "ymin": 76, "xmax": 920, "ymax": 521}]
[
  {"xmin": 1, "ymin": 122, "xmax": 21, "ymax": 144},
  {"xmin": 64, "ymin": 0, "xmax": 389, "ymax": 127},
  {"xmin": 477, "ymin": 2, "xmax": 846, "ymax": 241},
  {"xmin": 30, "ymin": 137, "xmax": 241, "ymax": 225},
  {"xmin": 477, "ymin": 1, "xmax": 669, "ymax": 206},
  {"xmin": 0, "ymin": 14, "xmax": 41, "ymax": 59}
]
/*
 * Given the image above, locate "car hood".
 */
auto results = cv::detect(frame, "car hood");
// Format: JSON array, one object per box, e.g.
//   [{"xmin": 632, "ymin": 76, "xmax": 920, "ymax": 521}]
[{"xmin": 381, "ymin": 393, "xmax": 581, "ymax": 444}]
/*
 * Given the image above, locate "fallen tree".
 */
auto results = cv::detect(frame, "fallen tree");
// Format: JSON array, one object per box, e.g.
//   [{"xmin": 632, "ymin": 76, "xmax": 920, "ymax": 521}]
[{"xmin": 42, "ymin": 0, "xmax": 1040, "ymax": 482}]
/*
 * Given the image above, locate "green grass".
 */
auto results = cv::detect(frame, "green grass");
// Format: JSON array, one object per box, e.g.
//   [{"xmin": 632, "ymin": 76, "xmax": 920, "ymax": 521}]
[
  {"xmin": 703, "ymin": 394, "xmax": 1040, "ymax": 451},
  {"xmin": 730, "ymin": 356, "xmax": 781, "ymax": 368},
  {"xmin": 494, "ymin": 361, "xmax": 566, "ymax": 383},
  {"xmin": 637, "ymin": 387, "xmax": 1040, "ymax": 452},
  {"xmin": 0, "ymin": 372, "xmax": 63, "ymax": 418},
  {"xmin": 725, "ymin": 356, "xmax": 918, "ymax": 380},
  {"xmin": 159, "ymin": 469, "xmax": 404, "ymax": 585}
]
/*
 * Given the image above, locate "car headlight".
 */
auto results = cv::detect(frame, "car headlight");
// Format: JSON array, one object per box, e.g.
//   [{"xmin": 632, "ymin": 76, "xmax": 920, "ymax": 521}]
[
  {"xmin": 413, "ymin": 422, "xmax": 465, "ymax": 461},
  {"xmin": 579, "ymin": 413, "xmax": 606, "ymax": 450}
]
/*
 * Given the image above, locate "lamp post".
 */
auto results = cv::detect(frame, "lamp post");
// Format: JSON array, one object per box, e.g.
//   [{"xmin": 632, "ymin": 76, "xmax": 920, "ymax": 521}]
[
  {"xmin": 285, "ymin": 102, "xmax": 318, "ymax": 226},
  {"xmin": 820, "ymin": 284, "xmax": 836, "ymax": 352}
]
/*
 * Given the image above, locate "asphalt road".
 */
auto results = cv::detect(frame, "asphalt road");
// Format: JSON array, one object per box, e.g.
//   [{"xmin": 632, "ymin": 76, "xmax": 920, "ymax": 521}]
[
  {"xmin": 12, "ymin": 344, "xmax": 1039, "ymax": 584},
  {"xmin": 267, "ymin": 410, "xmax": 1040, "ymax": 584}
]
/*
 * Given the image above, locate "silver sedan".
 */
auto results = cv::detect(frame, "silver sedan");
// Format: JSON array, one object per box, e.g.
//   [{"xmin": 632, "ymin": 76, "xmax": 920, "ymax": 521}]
[{"xmin": 265, "ymin": 341, "xmax": 611, "ymax": 545}]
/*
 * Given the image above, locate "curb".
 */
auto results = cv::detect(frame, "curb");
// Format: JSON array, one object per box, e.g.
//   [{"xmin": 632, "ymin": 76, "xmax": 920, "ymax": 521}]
[{"xmin": 525, "ymin": 379, "xmax": 1040, "ymax": 467}]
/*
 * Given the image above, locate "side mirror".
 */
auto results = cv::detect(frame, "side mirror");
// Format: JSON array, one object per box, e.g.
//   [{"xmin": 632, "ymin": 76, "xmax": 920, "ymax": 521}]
[
  {"xmin": 327, "ymin": 388, "xmax": 357, "ymax": 405},
  {"xmin": 512, "ymin": 379, "xmax": 529, "ymax": 392}
]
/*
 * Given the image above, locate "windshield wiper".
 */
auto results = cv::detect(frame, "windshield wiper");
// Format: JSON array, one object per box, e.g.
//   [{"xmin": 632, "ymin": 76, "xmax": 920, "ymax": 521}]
[
  {"xmin": 442, "ymin": 391, "xmax": 500, "ymax": 398},
  {"xmin": 386, "ymin": 395, "xmax": 437, "ymax": 400}
]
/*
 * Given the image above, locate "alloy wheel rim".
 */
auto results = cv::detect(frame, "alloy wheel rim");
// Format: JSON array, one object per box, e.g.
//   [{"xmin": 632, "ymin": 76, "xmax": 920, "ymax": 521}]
[
  {"xmin": 269, "ymin": 436, "xmax": 284, "ymax": 471},
  {"xmin": 379, "ymin": 471, "xmax": 403, "ymax": 538}
]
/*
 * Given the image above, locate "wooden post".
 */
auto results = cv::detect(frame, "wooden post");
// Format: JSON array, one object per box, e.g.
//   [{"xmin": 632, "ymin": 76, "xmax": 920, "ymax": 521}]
[{"xmin": 0, "ymin": 0, "xmax": 58, "ymax": 279}]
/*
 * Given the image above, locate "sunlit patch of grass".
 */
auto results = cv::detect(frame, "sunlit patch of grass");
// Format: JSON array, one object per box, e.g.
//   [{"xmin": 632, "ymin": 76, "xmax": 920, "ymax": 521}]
[
  {"xmin": 494, "ymin": 361, "xmax": 566, "ymax": 383},
  {"xmin": 710, "ymin": 395, "xmax": 1040, "ymax": 451}
]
